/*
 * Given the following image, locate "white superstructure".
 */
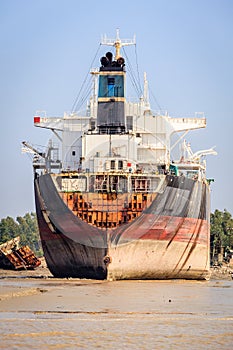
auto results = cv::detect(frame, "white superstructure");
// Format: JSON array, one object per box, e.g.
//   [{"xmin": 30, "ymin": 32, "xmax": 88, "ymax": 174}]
[{"xmin": 24, "ymin": 31, "xmax": 216, "ymax": 183}]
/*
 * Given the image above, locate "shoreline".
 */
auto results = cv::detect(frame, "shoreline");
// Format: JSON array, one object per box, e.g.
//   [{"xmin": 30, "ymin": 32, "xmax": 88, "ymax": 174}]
[{"xmin": 0, "ymin": 263, "xmax": 232, "ymax": 281}]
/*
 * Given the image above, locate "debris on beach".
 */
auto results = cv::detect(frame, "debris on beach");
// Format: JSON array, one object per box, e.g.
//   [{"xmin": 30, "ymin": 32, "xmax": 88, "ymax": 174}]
[{"xmin": 0, "ymin": 237, "xmax": 41, "ymax": 270}]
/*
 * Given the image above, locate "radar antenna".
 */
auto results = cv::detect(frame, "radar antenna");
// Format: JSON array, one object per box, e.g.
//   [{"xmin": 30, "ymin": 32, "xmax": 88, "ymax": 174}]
[{"xmin": 101, "ymin": 28, "xmax": 136, "ymax": 59}]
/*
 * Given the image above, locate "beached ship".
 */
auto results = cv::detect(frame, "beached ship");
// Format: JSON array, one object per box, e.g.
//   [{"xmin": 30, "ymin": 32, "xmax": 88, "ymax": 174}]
[{"xmin": 23, "ymin": 31, "xmax": 216, "ymax": 280}]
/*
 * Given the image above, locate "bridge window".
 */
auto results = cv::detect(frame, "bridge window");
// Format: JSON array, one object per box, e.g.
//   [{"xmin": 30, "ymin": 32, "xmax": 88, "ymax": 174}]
[{"xmin": 98, "ymin": 75, "xmax": 124, "ymax": 98}]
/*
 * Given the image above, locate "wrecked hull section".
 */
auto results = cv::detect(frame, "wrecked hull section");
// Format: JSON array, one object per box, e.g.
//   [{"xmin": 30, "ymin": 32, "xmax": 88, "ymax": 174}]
[
  {"xmin": 0, "ymin": 237, "xmax": 41, "ymax": 271},
  {"xmin": 35, "ymin": 173, "xmax": 210, "ymax": 280}
]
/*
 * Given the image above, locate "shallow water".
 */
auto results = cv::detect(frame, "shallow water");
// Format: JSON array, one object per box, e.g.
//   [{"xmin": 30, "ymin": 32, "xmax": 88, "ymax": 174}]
[{"xmin": 0, "ymin": 279, "xmax": 232, "ymax": 349}]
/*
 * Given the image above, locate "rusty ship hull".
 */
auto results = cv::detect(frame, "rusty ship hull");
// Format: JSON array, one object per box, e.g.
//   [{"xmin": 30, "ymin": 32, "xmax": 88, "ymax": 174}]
[{"xmin": 35, "ymin": 173, "xmax": 210, "ymax": 280}]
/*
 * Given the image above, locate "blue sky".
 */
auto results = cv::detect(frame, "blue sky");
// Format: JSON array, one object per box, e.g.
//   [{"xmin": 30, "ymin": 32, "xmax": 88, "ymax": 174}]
[{"xmin": 0, "ymin": 0, "xmax": 232, "ymax": 219}]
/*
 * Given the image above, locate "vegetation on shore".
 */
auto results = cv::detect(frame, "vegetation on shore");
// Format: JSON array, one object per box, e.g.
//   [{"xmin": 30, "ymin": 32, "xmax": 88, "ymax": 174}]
[
  {"xmin": 0, "ymin": 212, "xmax": 43, "ymax": 257},
  {"xmin": 210, "ymin": 209, "xmax": 233, "ymax": 264},
  {"xmin": 0, "ymin": 209, "xmax": 232, "ymax": 261}
]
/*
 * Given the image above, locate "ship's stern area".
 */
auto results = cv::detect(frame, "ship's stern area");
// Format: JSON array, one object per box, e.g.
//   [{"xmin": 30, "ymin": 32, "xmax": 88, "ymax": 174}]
[{"xmin": 35, "ymin": 173, "xmax": 210, "ymax": 280}]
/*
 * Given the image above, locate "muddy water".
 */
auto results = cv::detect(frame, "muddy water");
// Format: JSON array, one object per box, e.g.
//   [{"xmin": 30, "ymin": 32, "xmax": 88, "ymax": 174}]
[{"xmin": 0, "ymin": 278, "xmax": 232, "ymax": 349}]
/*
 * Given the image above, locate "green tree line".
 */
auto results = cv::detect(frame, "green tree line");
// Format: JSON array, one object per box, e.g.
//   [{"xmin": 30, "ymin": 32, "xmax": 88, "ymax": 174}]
[
  {"xmin": 0, "ymin": 210, "xmax": 233, "ymax": 262},
  {"xmin": 210, "ymin": 209, "xmax": 233, "ymax": 264},
  {"xmin": 0, "ymin": 212, "xmax": 43, "ymax": 257}
]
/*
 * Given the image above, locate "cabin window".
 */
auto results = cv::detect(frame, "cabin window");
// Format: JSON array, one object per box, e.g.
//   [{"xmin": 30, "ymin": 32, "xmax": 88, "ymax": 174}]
[
  {"xmin": 118, "ymin": 160, "xmax": 123, "ymax": 169},
  {"xmin": 111, "ymin": 160, "xmax": 115, "ymax": 170}
]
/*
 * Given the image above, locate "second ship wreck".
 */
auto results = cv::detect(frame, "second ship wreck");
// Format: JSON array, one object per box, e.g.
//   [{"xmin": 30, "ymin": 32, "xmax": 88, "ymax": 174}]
[{"xmin": 23, "ymin": 31, "xmax": 216, "ymax": 280}]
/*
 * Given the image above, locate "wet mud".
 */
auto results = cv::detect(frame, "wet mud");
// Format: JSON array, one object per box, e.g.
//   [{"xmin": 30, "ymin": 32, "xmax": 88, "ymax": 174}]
[{"xmin": 0, "ymin": 266, "xmax": 232, "ymax": 349}]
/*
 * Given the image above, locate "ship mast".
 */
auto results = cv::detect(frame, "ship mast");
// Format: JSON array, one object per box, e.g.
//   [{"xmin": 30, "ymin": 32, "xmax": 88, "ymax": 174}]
[{"xmin": 101, "ymin": 29, "xmax": 136, "ymax": 59}]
